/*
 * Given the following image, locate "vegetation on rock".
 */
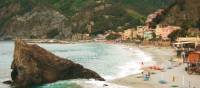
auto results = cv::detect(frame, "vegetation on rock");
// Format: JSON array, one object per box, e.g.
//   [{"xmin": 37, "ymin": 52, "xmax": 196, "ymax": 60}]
[
  {"xmin": 106, "ymin": 33, "xmax": 121, "ymax": 40},
  {"xmin": 0, "ymin": 0, "xmax": 172, "ymax": 39}
]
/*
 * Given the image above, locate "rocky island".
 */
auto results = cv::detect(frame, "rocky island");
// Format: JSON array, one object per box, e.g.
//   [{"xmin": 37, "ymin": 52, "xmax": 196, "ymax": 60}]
[{"xmin": 10, "ymin": 39, "xmax": 104, "ymax": 87}]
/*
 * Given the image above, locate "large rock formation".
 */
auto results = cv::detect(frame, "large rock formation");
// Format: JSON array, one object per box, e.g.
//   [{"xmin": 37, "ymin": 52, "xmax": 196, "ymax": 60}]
[{"xmin": 11, "ymin": 39, "xmax": 104, "ymax": 87}]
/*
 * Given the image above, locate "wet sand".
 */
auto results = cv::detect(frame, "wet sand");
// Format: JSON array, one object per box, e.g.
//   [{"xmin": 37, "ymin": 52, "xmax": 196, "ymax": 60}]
[{"xmin": 110, "ymin": 44, "xmax": 200, "ymax": 88}]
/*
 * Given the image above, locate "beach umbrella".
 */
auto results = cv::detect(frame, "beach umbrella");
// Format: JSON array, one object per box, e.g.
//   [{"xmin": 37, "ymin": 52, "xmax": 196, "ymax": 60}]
[
  {"xmin": 171, "ymin": 84, "xmax": 179, "ymax": 87},
  {"xmin": 158, "ymin": 72, "xmax": 167, "ymax": 84},
  {"xmin": 167, "ymin": 67, "xmax": 173, "ymax": 69},
  {"xmin": 151, "ymin": 71, "xmax": 156, "ymax": 74},
  {"xmin": 159, "ymin": 80, "xmax": 167, "ymax": 84}
]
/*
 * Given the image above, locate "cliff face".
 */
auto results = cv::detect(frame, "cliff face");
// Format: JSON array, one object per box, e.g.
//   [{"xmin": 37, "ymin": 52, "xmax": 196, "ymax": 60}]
[{"xmin": 11, "ymin": 39, "xmax": 104, "ymax": 87}]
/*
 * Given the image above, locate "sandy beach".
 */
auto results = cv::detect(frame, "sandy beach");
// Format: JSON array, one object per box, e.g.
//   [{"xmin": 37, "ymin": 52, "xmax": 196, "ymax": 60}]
[{"xmin": 110, "ymin": 44, "xmax": 200, "ymax": 88}]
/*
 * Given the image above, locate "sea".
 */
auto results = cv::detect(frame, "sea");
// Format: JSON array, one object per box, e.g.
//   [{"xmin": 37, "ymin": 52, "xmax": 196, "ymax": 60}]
[{"xmin": 0, "ymin": 41, "xmax": 155, "ymax": 88}]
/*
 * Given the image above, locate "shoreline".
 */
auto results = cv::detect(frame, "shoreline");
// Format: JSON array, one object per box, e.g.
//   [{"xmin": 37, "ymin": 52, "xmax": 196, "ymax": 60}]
[
  {"xmin": 109, "ymin": 43, "xmax": 200, "ymax": 88},
  {"xmin": 1, "ymin": 41, "xmax": 199, "ymax": 88}
]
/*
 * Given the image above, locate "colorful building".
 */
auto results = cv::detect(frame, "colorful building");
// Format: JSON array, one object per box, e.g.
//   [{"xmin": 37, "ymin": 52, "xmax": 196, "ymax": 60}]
[
  {"xmin": 136, "ymin": 26, "xmax": 155, "ymax": 40},
  {"xmin": 136, "ymin": 26, "xmax": 149, "ymax": 38},
  {"xmin": 122, "ymin": 28, "xmax": 137, "ymax": 40},
  {"xmin": 143, "ymin": 30, "xmax": 154, "ymax": 40},
  {"xmin": 155, "ymin": 24, "xmax": 180, "ymax": 40}
]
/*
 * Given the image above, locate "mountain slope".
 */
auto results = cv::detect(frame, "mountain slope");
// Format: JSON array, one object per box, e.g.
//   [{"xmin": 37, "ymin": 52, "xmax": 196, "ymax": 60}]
[
  {"xmin": 161, "ymin": 0, "xmax": 200, "ymax": 28},
  {"xmin": 0, "ymin": 0, "xmax": 172, "ymax": 39}
]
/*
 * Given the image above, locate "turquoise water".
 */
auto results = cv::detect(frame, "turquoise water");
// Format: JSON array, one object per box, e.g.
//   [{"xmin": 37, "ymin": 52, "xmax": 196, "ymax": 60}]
[{"xmin": 0, "ymin": 41, "xmax": 153, "ymax": 88}]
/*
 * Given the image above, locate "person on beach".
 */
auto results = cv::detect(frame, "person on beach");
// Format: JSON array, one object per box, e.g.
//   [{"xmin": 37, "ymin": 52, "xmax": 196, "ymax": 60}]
[
  {"xmin": 147, "ymin": 72, "xmax": 151, "ymax": 78},
  {"xmin": 141, "ymin": 62, "xmax": 144, "ymax": 65},
  {"xmin": 141, "ymin": 71, "xmax": 144, "ymax": 75},
  {"xmin": 170, "ymin": 57, "xmax": 173, "ymax": 62},
  {"xmin": 172, "ymin": 75, "xmax": 175, "ymax": 82},
  {"xmin": 181, "ymin": 51, "xmax": 186, "ymax": 62},
  {"xmin": 144, "ymin": 73, "xmax": 150, "ymax": 81}
]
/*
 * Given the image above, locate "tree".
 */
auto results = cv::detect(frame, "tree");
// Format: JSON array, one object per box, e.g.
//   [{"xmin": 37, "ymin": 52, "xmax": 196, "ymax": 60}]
[
  {"xmin": 168, "ymin": 30, "xmax": 179, "ymax": 41},
  {"xmin": 196, "ymin": 19, "xmax": 200, "ymax": 30},
  {"xmin": 136, "ymin": 35, "xmax": 144, "ymax": 41},
  {"xmin": 105, "ymin": 34, "xmax": 121, "ymax": 40},
  {"xmin": 151, "ymin": 32, "xmax": 157, "ymax": 41},
  {"xmin": 168, "ymin": 29, "xmax": 187, "ymax": 42},
  {"xmin": 47, "ymin": 29, "xmax": 59, "ymax": 38}
]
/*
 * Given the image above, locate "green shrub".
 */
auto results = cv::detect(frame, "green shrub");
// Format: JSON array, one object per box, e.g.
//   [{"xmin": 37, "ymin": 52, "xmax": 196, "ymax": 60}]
[
  {"xmin": 106, "ymin": 34, "xmax": 121, "ymax": 40},
  {"xmin": 17, "ymin": 0, "xmax": 33, "ymax": 15},
  {"xmin": 47, "ymin": 29, "xmax": 59, "ymax": 38}
]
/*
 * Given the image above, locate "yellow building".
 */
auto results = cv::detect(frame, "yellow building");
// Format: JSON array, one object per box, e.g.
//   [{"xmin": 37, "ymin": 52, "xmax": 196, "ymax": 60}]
[
  {"xmin": 122, "ymin": 28, "xmax": 137, "ymax": 40},
  {"xmin": 136, "ymin": 26, "xmax": 149, "ymax": 38}
]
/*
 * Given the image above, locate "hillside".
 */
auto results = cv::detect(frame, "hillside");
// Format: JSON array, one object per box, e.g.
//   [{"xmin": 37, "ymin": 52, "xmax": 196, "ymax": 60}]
[
  {"xmin": 0, "ymin": 0, "xmax": 172, "ymax": 39},
  {"xmin": 161, "ymin": 0, "xmax": 200, "ymax": 28}
]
